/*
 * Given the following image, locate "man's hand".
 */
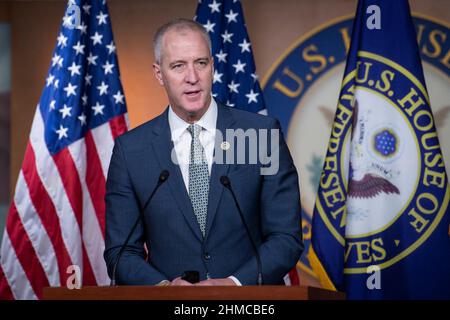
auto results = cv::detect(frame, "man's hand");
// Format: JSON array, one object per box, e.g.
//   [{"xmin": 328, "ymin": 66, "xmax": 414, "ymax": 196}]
[
  {"xmin": 171, "ymin": 277, "xmax": 194, "ymax": 286},
  {"xmin": 195, "ymin": 278, "xmax": 237, "ymax": 286}
]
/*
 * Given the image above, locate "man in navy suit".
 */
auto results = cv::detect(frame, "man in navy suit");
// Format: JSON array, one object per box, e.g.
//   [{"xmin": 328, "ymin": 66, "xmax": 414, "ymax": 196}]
[{"xmin": 104, "ymin": 19, "xmax": 303, "ymax": 286}]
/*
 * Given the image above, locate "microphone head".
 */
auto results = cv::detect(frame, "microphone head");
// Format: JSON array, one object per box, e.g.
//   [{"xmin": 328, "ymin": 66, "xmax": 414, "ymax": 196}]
[
  {"xmin": 181, "ymin": 270, "xmax": 200, "ymax": 284},
  {"xmin": 159, "ymin": 170, "xmax": 169, "ymax": 182},
  {"xmin": 220, "ymin": 175, "xmax": 230, "ymax": 187}
]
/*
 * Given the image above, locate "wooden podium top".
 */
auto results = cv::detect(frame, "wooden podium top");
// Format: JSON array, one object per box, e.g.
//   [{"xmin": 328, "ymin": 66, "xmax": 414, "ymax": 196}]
[{"xmin": 43, "ymin": 285, "xmax": 345, "ymax": 300}]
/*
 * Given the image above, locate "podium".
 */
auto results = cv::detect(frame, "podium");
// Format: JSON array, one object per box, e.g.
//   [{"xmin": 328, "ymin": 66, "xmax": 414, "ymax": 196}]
[{"xmin": 43, "ymin": 285, "xmax": 345, "ymax": 300}]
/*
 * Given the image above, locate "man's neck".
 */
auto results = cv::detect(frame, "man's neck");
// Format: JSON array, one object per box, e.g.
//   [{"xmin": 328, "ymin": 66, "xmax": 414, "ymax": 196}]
[
  {"xmin": 172, "ymin": 99, "xmax": 212, "ymax": 124},
  {"xmin": 184, "ymin": 111, "xmax": 207, "ymax": 124}
]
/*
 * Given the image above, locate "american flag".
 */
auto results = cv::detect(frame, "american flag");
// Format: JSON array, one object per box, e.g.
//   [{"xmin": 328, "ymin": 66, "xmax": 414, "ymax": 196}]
[
  {"xmin": 195, "ymin": 0, "xmax": 299, "ymax": 285},
  {"xmin": 195, "ymin": 0, "xmax": 266, "ymax": 114},
  {"xmin": 0, "ymin": 0, "xmax": 128, "ymax": 299}
]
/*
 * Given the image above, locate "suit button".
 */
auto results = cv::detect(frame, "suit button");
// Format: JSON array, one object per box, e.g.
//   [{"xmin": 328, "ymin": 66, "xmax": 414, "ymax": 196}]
[{"xmin": 204, "ymin": 253, "xmax": 211, "ymax": 260}]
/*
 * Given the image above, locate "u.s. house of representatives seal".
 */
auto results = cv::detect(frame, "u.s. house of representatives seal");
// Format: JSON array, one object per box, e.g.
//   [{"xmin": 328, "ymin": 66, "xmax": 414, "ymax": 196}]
[{"xmin": 262, "ymin": 14, "xmax": 450, "ymax": 281}]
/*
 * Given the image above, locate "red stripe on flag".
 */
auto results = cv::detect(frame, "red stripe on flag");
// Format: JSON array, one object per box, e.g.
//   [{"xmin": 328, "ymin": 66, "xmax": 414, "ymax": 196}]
[
  {"xmin": 6, "ymin": 203, "xmax": 50, "ymax": 299},
  {"xmin": 52, "ymin": 148, "xmax": 83, "ymax": 228},
  {"xmin": 109, "ymin": 114, "xmax": 128, "ymax": 140},
  {"xmin": 81, "ymin": 244, "xmax": 97, "ymax": 285},
  {"xmin": 22, "ymin": 142, "xmax": 73, "ymax": 286},
  {"xmin": 289, "ymin": 267, "xmax": 300, "ymax": 285},
  {"xmin": 85, "ymin": 131, "xmax": 106, "ymax": 237},
  {"xmin": 52, "ymin": 148, "xmax": 97, "ymax": 286},
  {"xmin": 0, "ymin": 264, "xmax": 15, "ymax": 300}
]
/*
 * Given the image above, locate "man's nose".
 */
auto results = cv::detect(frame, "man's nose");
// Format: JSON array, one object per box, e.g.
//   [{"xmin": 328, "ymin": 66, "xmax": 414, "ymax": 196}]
[{"xmin": 185, "ymin": 64, "xmax": 199, "ymax": 84}]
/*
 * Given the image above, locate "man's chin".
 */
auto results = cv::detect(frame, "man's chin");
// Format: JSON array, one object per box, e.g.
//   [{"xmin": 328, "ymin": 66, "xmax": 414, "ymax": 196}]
[
  {"xmin": 180, "ymin": 105, "xmax": 206, "ymax": 121},
  {"xmin": 186, "ymin": 108, "xmax": 205, "ymax": 117},
  {"xmin": 184, "ymin": 101, "xmax": 209, "ymax": 114}
]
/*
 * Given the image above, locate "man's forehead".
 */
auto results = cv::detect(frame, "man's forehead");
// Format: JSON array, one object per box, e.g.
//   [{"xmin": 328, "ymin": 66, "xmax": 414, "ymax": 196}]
[
  {"xmin": 163, "ymin": 27, "xmax": 203, "ymax": 43},
  {"xmin": 161, "ymin": 29, "xmax": 210, "ymax": 60}
]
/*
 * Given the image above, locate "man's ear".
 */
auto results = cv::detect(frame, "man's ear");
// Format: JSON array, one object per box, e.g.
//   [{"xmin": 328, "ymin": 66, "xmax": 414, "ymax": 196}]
[{"xmin": 153, "ymin": 63, "xmax": 164, "ymax": 86}]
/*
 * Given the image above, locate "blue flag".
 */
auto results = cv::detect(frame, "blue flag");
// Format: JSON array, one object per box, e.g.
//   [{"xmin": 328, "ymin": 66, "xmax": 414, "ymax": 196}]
[
  {"xmin": 42, "ymin": 0, "xmax": 127, "ymax": 154},
  {"xmin": 310, "ymin": 0, "xmax": 450, "ymax": 299},
  {"xmin": 194, "ymin": 0, "xmax": 265, "ymax": 113}
]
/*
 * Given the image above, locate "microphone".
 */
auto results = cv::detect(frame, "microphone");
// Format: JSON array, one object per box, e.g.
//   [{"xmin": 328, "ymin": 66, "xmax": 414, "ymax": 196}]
[
  {"xmin": 181, "ymin": 270, "xmax": 200, "ymax": 284},
  {"xmin": 142, "ymin": 170, "xmax": 169, "ymax": 212},
  {"xmin": 220, "ymin": 176, "xmax": 263, "ymax": 286},
  {"xmin": 110, "ymin": 170, "xmax": 170, "ymax": 286}
]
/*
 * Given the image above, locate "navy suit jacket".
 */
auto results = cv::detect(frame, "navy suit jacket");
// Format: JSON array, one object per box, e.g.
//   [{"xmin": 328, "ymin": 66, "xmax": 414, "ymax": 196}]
[{"xmin": 104, "ymin": 104, "xmax": 303, "ymax": 285}]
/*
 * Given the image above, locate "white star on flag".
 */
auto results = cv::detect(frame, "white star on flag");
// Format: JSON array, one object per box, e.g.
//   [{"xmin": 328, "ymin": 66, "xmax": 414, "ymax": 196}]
[
  {"xmin": 225, "ymin": 9, "xmax": 238, "ymax": 23},
  {"xmin": 228, "ymin": 80, "xmax": 240, "ymax": 93},
  {"xmin": 209, "ymin": 0, "xmax": 221, "ymax": 13},
  {"xmin": 238, "ymin": 39, "xmax": 251, "ymax": 53},
  {"xmin": 96, "ymin": 11, "xmax": 108, "ymax": 25},
  {"xmin": 62, "ymin": 14, "xmax": 74, "ymax": 28},
  {"xmin": 91, "ymin": 32, "xmax": 103, "ymax": 45},
  {"xmin": 81, "ymin": 94, "xmax": 88, "ymax": 106},
  {"xmin": 232, "ymin": 59, "xmax": 246, "ymax": 73},
  {"xmin": 203, "ymin": 20, "xmax": 216, "ymax": 33},
  {"xmin": 245, "ymin": 89, "xmax": 259, "ymax": 104},
  {"xmin": 216, "ymin": 50, "xmax": 227, "ymax": 63},
  {"xmin": 97, "ymin": 81, "xmax": 109, "ymax": 96},
  {"xmin": 55, "ymin": 124, "xmax": 69, "ymax": 139},
  {"xmin": 59, "ymin": 104, "xmax": 72, "ymax": 119},
  {"xmin": 73, "ymin": 41, "xmax": 85, "ymax": 55},
  {"xmin": 78, "ymin": 112, "xmax": 87, "ymax": 126},
  {"xmin": 213, "ymin": 70, "xmax": 223, "ymax": 83},
  {"xmin": 92, "ymin": 102, "xmax": 105, "ymax": 115},
  {"xmin": 87, "ymin": 53, "xmax": 98, "ymax": 65},
  {"xmin": 226, "ymin": 100, "xmax": 235, "ymax": 107},
  {"xmin": 52, "ymin": 54, "xmax": 63, "ymax": 68},
  {"xmin": 49, "ymin": 100, "xmax": 56, "ymax": 110},
  {"xmin": 82, "ymin": 4, "xmax": 91, "ymax": 15},
  {"xmin": 77, "ymin": 22, "xmax": 87, "ymax": 34},
  {"xmin": 102, "ymin": 61, "xmax": 115, "ymax": 75},
  {"xmin": 221, "ymin": 30, "xmax": 233, "ymax": 43},
  {"xmin": 68, "ymin": 62, "xmax": 81, "ymax": 76},
  {"xmin": 106, "ymin": 41, "xmax": 116, "ymax": 55},
  {"xmin": 85, "ymin": 74, "xmax": 93, "ymax": 85},
  {"xmin": 63, "ymin": 82, "xmax": 77, "ymax": 97},
  {"xmin": 46, "ymin": 74, "xmax": 55, "ymax": 87},
  {"xmin": 113, "ymin": 91, "xmax": 125, "ymax": 104},
  {"xmin": 57, "ymin": 33, "xmax": 68, "ymax": 48}
]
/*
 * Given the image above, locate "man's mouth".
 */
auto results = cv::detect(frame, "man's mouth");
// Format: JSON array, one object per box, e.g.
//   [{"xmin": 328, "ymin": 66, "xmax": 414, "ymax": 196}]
[{"xmin": 185, "ymin": 90, "xmax": 201, "ymax": 98}]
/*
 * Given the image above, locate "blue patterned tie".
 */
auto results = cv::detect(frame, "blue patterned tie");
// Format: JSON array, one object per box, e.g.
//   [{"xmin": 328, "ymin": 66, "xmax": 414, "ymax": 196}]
[{"xmin": 187, "ymin": 124, "xmax": 210, "ymax": 237}]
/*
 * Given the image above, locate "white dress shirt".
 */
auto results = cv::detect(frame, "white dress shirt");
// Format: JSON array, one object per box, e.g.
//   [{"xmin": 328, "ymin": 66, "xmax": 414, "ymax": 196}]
[
  {"xmin": 168, "ymin": 99, "xmax": 217, "ymax": 190},
  {"xmin": 167, "ymin": 99, "xmax": 242, "ymax": 286}
]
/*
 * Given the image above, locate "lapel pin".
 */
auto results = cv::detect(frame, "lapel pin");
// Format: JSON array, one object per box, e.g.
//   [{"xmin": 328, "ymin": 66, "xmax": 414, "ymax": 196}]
[{"xmin": 220, "ymin": 141, "xmax": 230, "ymax": 151}]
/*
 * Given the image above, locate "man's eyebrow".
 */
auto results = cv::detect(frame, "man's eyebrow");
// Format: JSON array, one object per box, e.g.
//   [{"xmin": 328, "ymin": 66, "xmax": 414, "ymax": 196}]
[{"xmin": 168, "ymin": 57, "xmax": 210, "ymax": 66}]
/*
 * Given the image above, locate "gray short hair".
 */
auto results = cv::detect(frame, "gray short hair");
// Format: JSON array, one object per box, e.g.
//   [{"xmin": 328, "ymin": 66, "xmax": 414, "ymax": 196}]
[{"xmin": 153, "ymin": 18, "xmax": 212, "ymax": 64}]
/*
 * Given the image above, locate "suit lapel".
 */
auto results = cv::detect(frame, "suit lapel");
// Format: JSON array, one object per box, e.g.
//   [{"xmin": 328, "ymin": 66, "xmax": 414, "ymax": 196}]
[
  {"xmin": 151, "ymin": 109, "xmax": 204, "ymax": 242},
  {"xmin": 204, "ymin": 104, "xmax": 235, "ymax": 240}
]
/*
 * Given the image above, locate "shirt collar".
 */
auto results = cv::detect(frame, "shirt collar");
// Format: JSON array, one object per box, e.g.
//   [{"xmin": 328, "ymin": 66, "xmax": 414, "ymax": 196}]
[{"xmin": 168, "ymin": 98, "xmax": 218, "ymax": 141}]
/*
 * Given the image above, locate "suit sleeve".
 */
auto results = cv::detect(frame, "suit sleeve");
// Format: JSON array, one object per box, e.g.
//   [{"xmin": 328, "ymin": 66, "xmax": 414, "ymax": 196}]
[
  {"xmin": 232, "ymin": 118, "xmax": 304, "ymax": 284},
  {"xmin": 104, "ymin": 137, "xmax": 167, "ymax": 285}
]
